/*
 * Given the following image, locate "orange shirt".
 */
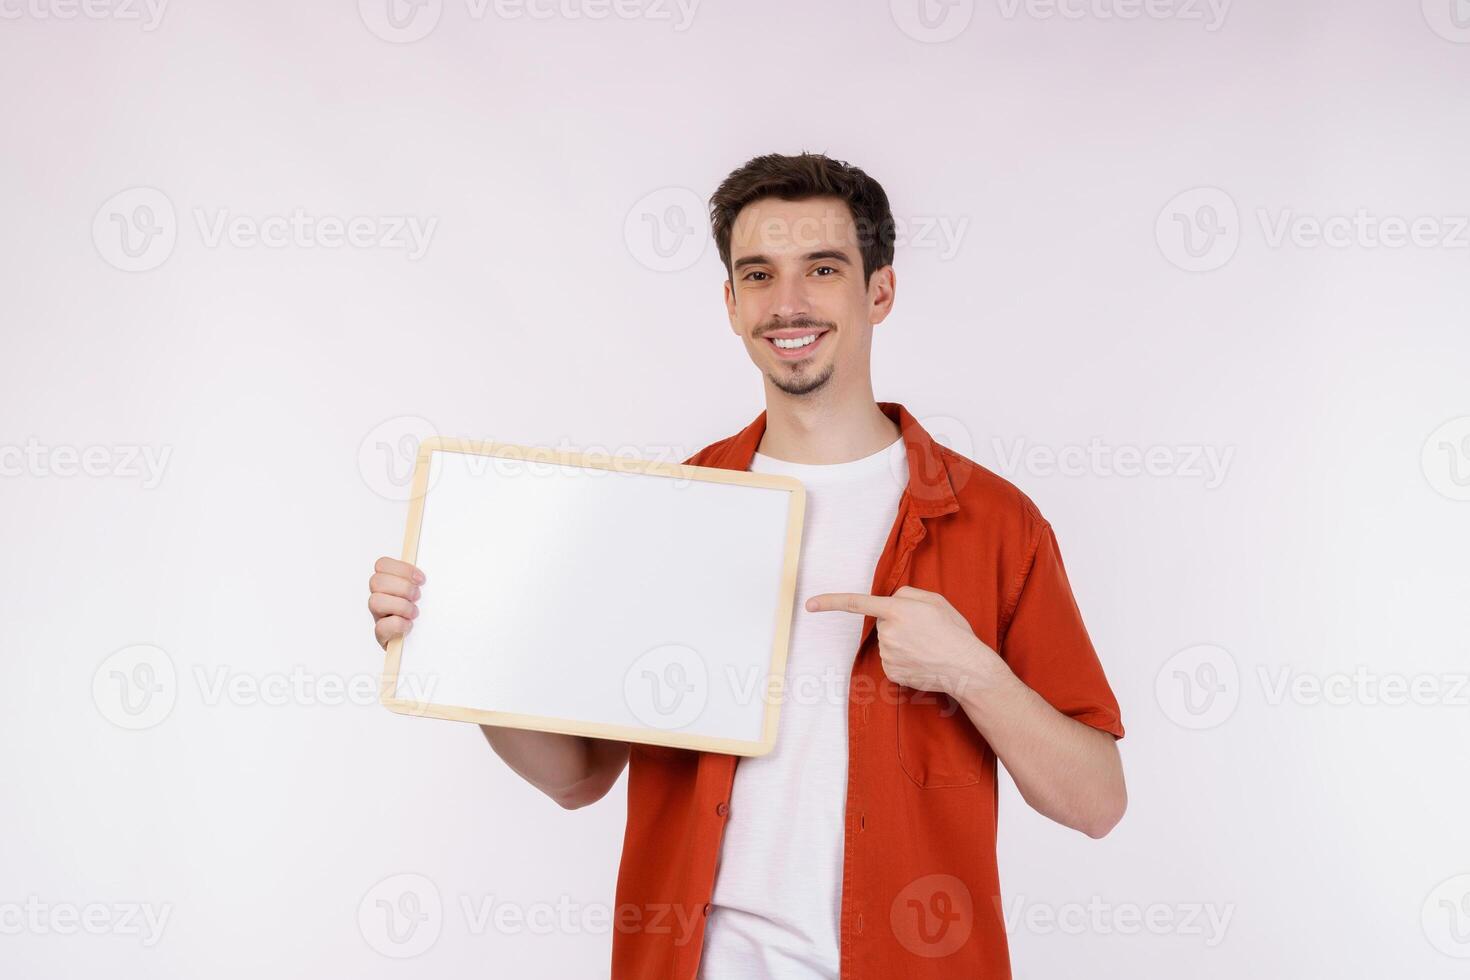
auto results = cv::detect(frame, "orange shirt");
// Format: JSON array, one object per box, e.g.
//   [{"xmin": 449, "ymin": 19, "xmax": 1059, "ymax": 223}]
[{"xmin": 611, "ymin": 401, "xmax": 1125, "ymax": 979}]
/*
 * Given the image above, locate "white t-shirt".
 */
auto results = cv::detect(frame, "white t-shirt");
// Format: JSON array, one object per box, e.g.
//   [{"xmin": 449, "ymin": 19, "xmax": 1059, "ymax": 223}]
[{"xmin": 697, "ymin": 436, "xmax": 909, "ymax": 980}]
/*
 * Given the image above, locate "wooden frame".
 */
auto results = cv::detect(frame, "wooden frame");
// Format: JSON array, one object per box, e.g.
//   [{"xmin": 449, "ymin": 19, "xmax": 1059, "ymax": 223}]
[{"xmin": 379, "ymin": 436, "xmax": 806, "ymax": 756}]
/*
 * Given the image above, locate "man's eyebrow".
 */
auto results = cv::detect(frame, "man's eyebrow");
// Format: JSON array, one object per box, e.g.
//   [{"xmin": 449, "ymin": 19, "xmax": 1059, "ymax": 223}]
[{"xmin": 732, "ymin": 249, "xmax": 853, "ymax": 270}]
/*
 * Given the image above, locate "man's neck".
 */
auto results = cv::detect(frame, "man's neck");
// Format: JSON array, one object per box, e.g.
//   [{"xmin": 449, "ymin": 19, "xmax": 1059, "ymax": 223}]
[{"xmin": 755, "ymin": 387, "xmax": 900, "ymax": 465}]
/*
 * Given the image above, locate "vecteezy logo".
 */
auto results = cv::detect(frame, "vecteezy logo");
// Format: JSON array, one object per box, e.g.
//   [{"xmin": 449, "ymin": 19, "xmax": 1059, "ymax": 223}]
[
  {"xmin": 1423, "ymin": 874, "xmax": 1470, "ymax": 957},
  {"xmin": 1156, "ymin": 187, "xmax": 1240, "ymax": 272},
  {"xmin": 1155, "ymin": 643, "xmax": 1239, "ymax": 729},
  {"xmin": 93, "ymin": 187, "xmax": 177, "ymax": 272},
  {"xmin": 1422, "ymin": 416, "xmax": 1470, "ymax": 502},
  {"xmin": 890, "ymin": 873, "xmax": 974, "ymax": 958},
  {"xmin": 92, "ymin": 644, "xmax": 178, "ymax": 730},
  {"xmin": 358, "ymin": 415, "xmax": 439, "ymax": 501},
  {"xmin": 623, "ymin": 188, "xmax": 707, "ymax": 272},
  {"xmin": 358, "ymin": 0, "xmax": 443, "ymax": 42},
  {"xmin": 890, "ymin": 0, "xmax": 975, "ymax": 43},
  {"xmin": 1423, "ymin": 0, "xmax": 1470, "ymax": 43},
  {"xmin": 623, "ymin": 643, "xmax": 708, "ymax": 730},
  {"xmin": 358, "ymin": 873, "xmax": 443, "ymax": 958}
]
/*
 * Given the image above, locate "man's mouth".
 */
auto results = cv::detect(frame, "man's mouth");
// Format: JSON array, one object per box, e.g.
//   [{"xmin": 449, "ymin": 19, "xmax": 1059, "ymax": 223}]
[{"xmin": 763, "ymin": 327, "xmax": 830, "ymax": 360}]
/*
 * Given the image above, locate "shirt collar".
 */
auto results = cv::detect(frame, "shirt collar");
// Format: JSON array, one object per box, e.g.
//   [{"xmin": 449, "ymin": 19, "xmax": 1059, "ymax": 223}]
[{"xmin": 702, "ymin": 400, "xmax": 960, "ymax": 519}]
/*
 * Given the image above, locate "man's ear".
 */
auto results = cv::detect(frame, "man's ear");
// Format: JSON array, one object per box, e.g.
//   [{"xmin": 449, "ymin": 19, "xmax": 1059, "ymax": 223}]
[
  {"xmin": 868, "ymin": 265, "xmax": 896, "ymax": 326},
  {"xmin": 724, "ymin": 278, "xmax": 739, "ymax": 335}
]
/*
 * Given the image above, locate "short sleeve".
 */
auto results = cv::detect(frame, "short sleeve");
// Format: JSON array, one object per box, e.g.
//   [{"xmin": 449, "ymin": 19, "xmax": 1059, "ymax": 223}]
[{"xmin": 999, "ymin": 519, "xmax": 1124, "ymax": 739}]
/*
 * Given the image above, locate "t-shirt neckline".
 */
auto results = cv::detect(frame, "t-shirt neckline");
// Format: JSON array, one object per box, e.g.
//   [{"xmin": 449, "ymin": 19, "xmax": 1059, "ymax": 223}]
[{"xmin": 749, "ymin": 436, "xmax": 906, "ymax": 482}]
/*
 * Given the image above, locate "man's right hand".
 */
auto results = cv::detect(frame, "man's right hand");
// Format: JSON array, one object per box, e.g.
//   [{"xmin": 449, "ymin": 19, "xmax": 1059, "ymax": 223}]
[{"xmin": 368, "ymin": 556, "xmax": 425, "ymax": 650}]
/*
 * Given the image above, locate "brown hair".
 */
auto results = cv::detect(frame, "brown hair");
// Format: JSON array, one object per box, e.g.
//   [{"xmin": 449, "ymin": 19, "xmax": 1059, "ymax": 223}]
[{"xmin": 709, "ymin": 152, "xmax": 896, "ymax": 285}]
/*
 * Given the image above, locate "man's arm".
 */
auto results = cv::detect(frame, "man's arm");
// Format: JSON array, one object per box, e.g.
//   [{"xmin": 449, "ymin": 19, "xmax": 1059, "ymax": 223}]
[
  {"xmin": 951, "ymin": 661, "xmax": 1125, "ymax": 838},
  {"xmin": 806, "ymin": 586, "xmax": 1126, "ymax": 838},
  {"xmin": 369, "ymin": 556, "xmax": 629, "ymax": 809},
  {"xmin": 478, "ymin": 726, "xmax": 630, "ymax": 810}
]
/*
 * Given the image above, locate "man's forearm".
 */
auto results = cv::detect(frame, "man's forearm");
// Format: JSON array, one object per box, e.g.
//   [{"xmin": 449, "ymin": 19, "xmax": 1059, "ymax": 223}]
[
  {"xmin": 479, "ymin": 726, "xmax": 630, "ymax": 810},
  {"xmin": 954, "ymin": 659, "xmax": 1126, "ymax": 838}
]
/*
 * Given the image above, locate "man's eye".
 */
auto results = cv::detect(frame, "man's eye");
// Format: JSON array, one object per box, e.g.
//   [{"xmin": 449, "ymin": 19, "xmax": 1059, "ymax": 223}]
[
  {"xmin": 813, "ymin": 266, "xmax": 837, "ymax": 276},
  {"xmin": 744, "ymin": 271, "xmax": 769, "ymax": 281}
]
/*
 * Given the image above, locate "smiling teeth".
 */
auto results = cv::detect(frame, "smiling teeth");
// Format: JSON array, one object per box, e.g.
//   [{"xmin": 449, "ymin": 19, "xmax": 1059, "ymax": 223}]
[{"xmin": 772, "ymin": 334, "xmax": 819, "ymax": 349}]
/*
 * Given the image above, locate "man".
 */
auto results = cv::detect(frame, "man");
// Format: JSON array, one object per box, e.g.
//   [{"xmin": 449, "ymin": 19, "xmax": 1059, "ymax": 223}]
[{"xmin": 367, "ymin": 152, "xmax": 1126, "ymax": 979}]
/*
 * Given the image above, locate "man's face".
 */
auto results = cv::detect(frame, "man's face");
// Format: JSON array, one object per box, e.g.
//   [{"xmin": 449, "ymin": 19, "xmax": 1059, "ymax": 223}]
[{"xmin": 723, "ymin": 196, "xmax": 894, "ymax": 398}]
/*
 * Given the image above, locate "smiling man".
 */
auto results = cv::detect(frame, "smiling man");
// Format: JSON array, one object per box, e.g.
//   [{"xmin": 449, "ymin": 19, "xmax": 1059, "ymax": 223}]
[{"xmin": 367, "ymin": 151, "xmax": 1126, "ymax": 979}]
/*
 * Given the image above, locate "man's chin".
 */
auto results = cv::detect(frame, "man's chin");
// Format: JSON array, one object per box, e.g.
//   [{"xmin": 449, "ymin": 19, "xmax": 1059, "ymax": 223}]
[{"xmin": 769, "ymin": 363, "xmax": 834, "ymax": 396}]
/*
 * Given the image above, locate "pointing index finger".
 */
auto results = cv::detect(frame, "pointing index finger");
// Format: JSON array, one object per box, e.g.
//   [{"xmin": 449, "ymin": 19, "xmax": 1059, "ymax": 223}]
[{"xmin": 805, "ymin": 592, "xmax": 896, "ymax": 617}]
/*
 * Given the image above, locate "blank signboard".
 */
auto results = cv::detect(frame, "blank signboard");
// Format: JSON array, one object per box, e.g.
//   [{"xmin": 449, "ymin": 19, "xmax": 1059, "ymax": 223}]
[{"xmin": 380, "ymin": 436, "xmax": 806, "ymax": 756}]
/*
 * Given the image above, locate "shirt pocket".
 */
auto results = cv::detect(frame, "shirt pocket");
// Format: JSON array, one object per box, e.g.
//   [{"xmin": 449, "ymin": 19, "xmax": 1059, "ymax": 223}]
[{"xmin": 895, "ymin": 688, "xmax": 989, "ymax": 788}]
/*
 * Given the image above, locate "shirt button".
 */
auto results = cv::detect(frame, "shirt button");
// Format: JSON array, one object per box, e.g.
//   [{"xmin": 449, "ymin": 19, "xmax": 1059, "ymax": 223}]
[
  {"xmin": 703, "ymin": 903, "xmax": 713, "ymax": 916},
  {"xmin": 856, "ymin": 913, "xmax": 865, "ymax": 933},
  {"xmin": 715, "ymin": 801, "xmax": 729, "ymax": 817},
  {"xmin": 859, "ymin": 813, "xmax": 866, "ymax": 831}
]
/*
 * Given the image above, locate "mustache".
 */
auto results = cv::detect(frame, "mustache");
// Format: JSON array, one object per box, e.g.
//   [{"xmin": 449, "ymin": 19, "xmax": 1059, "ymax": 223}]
[{"xmin": 757, "ymin": 317, "xmax": 836, "ymax": 337}]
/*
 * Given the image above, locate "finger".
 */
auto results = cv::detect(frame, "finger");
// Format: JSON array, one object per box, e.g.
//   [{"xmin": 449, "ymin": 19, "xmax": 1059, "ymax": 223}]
[
  {"xmin": 369, "ymin": 593, "xmax": 418, "ymax": 621},
  {"xmin": 369, "ymin": 572, "xmax": 421, "ymax": 600},
  {"xmin": 895, "ymin": 585, "xmax": 951, "ymax": 610},
  {"xmin": 375, "ymin": 556, "xmax": 426, "ymax": 584},
  {"xmin": 374, "ymin": 615, "xmax": 413, "ymax": 650},
  {"xmin": 804, "ymin": 592, "xmax": 896, "ymax": 617}
]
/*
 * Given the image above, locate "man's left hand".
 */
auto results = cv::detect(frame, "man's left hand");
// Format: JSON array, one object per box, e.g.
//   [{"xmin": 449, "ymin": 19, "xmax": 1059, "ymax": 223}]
[{"xmin": 804, "ymin": 586, "xmax": 1005, "ymax": 696}]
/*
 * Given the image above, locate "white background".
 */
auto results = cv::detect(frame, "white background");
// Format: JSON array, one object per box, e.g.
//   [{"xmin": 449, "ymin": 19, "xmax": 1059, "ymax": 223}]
[{"xmin": 2, "ymin": 1, "xmax": 1468, "ymax": 977}]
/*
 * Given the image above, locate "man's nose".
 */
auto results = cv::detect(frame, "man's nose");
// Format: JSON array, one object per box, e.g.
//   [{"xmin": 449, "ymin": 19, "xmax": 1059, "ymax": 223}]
[{"xmin": 769, "ymin": 273, "xmax": 811, "ymax": 320}]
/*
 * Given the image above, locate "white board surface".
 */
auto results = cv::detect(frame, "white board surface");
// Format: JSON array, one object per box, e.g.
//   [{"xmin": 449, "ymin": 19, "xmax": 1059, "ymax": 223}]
[{"xmin": 381, "ymin": 438, "xmax": 805, "ymax": 756}]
